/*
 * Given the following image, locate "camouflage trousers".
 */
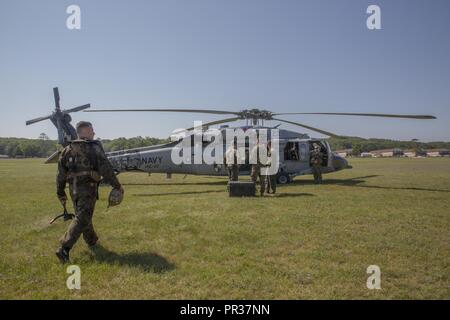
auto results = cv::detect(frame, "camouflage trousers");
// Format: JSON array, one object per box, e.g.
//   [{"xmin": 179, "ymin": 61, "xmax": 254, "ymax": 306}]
[
  {"xmin": 312, "ymin": 165, "xmax": 323, "ymax": 184},
  {"xmin": 251, "ymin": 165, "xmax": 265, "ymax": 195},
  {"xmin": 60, "ymin": 184, "xmax": 98, "ymax": 249},
  {"xmin": 227, "ymin": 165, "xmax": 239, "ymax": 181},
  {"xmin": 265, "ymin": 174, "xmax": 277, "ymax": 194}
]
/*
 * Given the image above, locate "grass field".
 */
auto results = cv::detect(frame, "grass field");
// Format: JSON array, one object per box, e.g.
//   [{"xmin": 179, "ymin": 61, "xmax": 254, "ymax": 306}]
[{"xmin": 0, "ymin": 158, "xmax": 449, "ymax": 299}]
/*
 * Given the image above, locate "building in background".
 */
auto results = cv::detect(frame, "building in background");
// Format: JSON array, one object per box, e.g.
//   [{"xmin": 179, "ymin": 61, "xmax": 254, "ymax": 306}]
[
  {"xmin": 426, "ymin": 149, "xmax": 450, "ymax": 157},
  {"xmin": 334, "ymin": 149, "xmax": 352, "ymax": 158},
  {"xmin": 360, "ymin": 152, "xmax": 373, "ymax": 158},
  {"xmin": 370, "ymin": 148, "xmax": 404, "ymax": 158}
]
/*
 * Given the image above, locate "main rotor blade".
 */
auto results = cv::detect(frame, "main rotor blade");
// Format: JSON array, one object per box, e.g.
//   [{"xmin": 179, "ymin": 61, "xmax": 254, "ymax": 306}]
[
  {"xmin": 272, "ymin": 117, "xmax": 340, "ymax": 137},
  {"xmin": 25, "ymin": 114, "xmax": 53, "ymax": 126},
  {"xmin": 272, "ymin": 112, "xmax": 436, "ymax": 119},
  {"xmin": 63, "ymin": 104, "xmax": 91, "ymax": 114},
  {"xmin": 53, "ymin": 87, "xmax": 60, "ymax": 110},
  {"xmin": 182, "ymin": 117, "xmax": 241, "ymax": 132},
  {"xmin": 85, "ymin": 108, "xmax": 240, "ymax": 116}
]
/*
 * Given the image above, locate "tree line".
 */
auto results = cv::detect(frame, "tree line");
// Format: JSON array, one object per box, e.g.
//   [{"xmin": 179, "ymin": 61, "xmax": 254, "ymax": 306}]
[
  {"xmin": 0, "ymin": 135, "xmax": 58, "ymax": 158},
  {"xmin": 0, "ymin": 134, "xmax": 449, "ymax": 158},
  {"xmin": 0, "ymin": 134, "xmax": 168, "ymax": 158},
  {"xmin": 328, "ymin": 136, "xmax": 450, "ymax": 155}
]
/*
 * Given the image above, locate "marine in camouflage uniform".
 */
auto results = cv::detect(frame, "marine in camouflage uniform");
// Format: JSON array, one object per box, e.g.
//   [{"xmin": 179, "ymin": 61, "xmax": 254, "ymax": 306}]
[
  {"xmin": 225, "ymin": 143, "xmax": 240, "ymax": 182},
  {"xmin": 250, "ymin": 142, "xmax": 265, "ymax": 196},
  {"xmin": 264, "ymin": 141, "xmax": 277, "ymax": 194},
  {"xmin": 310, "ymin": 144, "xmax": 323, "ymax": 184},
  {"xmin": 56, "ymin": 121, "xmax": 122, "ymax": 263}
]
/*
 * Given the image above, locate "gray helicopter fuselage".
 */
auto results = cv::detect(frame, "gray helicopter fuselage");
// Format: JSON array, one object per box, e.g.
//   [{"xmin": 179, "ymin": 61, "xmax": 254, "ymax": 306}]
[{"xmin": 106, "ymin": 126, "xmax": 351, "ymax": 181}]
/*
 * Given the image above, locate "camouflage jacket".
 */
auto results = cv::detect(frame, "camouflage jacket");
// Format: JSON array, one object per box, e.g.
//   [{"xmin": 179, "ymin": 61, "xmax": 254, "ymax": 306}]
[
  {"xmin": 57, "ymin": 139, "xmax": 121, "ymax": 197},
  {"xmin": 225, "ymin": 146, "xmax": 246, "ymax": 166},
  {"xmin": 310, "ymin": 149, "xmax": 323, "ymax": 166}
]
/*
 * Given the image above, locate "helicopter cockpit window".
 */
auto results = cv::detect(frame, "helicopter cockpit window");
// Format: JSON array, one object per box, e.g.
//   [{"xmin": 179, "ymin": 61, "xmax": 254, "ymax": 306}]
[{"xmin": 284, "ymin": 142, "xmax": 300, "ymax": 161}]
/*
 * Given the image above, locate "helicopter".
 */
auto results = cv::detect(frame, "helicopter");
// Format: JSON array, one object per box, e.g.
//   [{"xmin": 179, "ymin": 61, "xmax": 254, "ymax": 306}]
[{"xmin": 26, "ymin": 87, "xmax": 436, "ymax": 184}]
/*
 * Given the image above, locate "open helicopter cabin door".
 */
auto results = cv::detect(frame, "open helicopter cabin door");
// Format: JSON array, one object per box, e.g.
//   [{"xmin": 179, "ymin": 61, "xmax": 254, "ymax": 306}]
[
  {"xmin": 324, "ymin": 140, "xmax": 333, "ymax": 168},
  {"xmin": 308, "ymin": 140, "xmax": 331, "ymax": 168}
]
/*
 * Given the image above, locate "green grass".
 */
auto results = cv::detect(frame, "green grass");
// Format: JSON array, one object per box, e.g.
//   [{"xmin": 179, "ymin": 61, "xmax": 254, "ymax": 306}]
[{"xmin": 0, "ymin": 158, "xmax": 449, "ymax": 299}]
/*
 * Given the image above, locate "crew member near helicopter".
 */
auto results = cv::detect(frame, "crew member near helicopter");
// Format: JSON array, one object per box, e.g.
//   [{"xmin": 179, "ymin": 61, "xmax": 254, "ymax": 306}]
[
  {"xmin": 310, "ymin": 143, "xmax": 324, "ymax": 184},
  {"xmin": 264, "ymin": 140, "xmax": 277, "ymax": 194},
  {"xmin": 225, "ymin": 139, "xmax": 244, "ymax": 181},
  {"xmin": 250, "ymin": 139, "xmax": 266, "ymax": 196},
  {"xmin": 55, "ymin": 121, "xmax": 124, "ymax": 263}
]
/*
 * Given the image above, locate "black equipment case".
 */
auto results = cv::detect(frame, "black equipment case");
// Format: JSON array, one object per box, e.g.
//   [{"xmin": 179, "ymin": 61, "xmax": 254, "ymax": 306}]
[{"xmin": 228, "ymin": 181, "xmax": 256, "ymax": 197}]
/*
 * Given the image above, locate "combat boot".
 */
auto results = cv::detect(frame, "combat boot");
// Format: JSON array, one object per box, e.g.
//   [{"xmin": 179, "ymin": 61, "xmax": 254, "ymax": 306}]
[
  {"xmin": 88, "ymin": 240, "xmax": 99, "ymax": 250},
  {"xmin": 84, "ymin": 233, "xmax": 99, "ymax": 249},
  {"xmin": 56, "ymin": 247, "xmax": 70, "ymax": 264}
]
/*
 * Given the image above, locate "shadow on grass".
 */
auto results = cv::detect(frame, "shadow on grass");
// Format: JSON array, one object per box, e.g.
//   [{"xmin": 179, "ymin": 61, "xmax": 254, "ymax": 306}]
[
  {"xmin": 351, "ymin": 184, "xmax": 450, "ymax": 193},
  {"xmin": 291, "ymin": 175, "xmax": 450, "ymax": 193},
  {"xmin": 271, "ymin": 192, "xmax": 315, "ymax": 198},
  {"xmin": 123, "ymin": 180, "xmax": 227, "ymax": 186},
  {"xmin": 125, "ymin": 174, "xmax": 449, "ymax": 195},
  {"xmin": 133, "ymin": 189, "xmax": 224, "ymax": 197},
  {"xmin": 91, "ymin": 245, "xmax": 175, "ymax": 273},
  {"xmin": 291, "ymin": 175, "xmax": 381, "ymax": 187}
]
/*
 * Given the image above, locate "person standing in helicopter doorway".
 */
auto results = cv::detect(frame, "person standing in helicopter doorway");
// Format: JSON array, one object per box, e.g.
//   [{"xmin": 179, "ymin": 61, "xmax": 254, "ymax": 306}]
[{"xmin": 310, "ymin": 143, "xmax": 324, "ymax": 184}]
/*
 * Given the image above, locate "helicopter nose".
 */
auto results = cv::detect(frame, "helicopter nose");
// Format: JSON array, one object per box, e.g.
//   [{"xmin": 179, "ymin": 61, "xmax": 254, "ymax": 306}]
[
  {"xmin": 342, "ymin": 156, "xmax": 352, "ymax": 168},
  {"xmin": 332, "ymin": 154, "xmax": 352, "ymax": 171}
]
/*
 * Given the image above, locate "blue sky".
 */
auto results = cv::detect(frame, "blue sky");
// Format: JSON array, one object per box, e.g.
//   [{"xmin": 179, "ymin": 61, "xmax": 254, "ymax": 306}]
[{"xmin": 0, "ymin": 0, "xmax": 449, "ymax": 141}]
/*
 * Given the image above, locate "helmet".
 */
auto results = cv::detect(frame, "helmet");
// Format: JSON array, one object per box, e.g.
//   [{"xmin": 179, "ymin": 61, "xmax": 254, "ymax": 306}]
[{"xmin": 108, "ymin": 188, "xmax": 124, "ymax": 208}]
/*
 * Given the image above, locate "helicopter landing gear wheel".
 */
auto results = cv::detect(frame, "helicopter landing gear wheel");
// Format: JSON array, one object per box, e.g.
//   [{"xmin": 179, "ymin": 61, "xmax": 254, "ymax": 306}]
[{"xmin": 277, "ymin": 172, "xmax": 290, "ymax": 184}]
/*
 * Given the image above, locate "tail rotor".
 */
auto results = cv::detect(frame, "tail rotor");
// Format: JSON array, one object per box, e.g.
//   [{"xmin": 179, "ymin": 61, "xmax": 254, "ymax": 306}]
[{"xmin": 25, "ymin": 87, "xmax": 91, "ymax": 145}]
